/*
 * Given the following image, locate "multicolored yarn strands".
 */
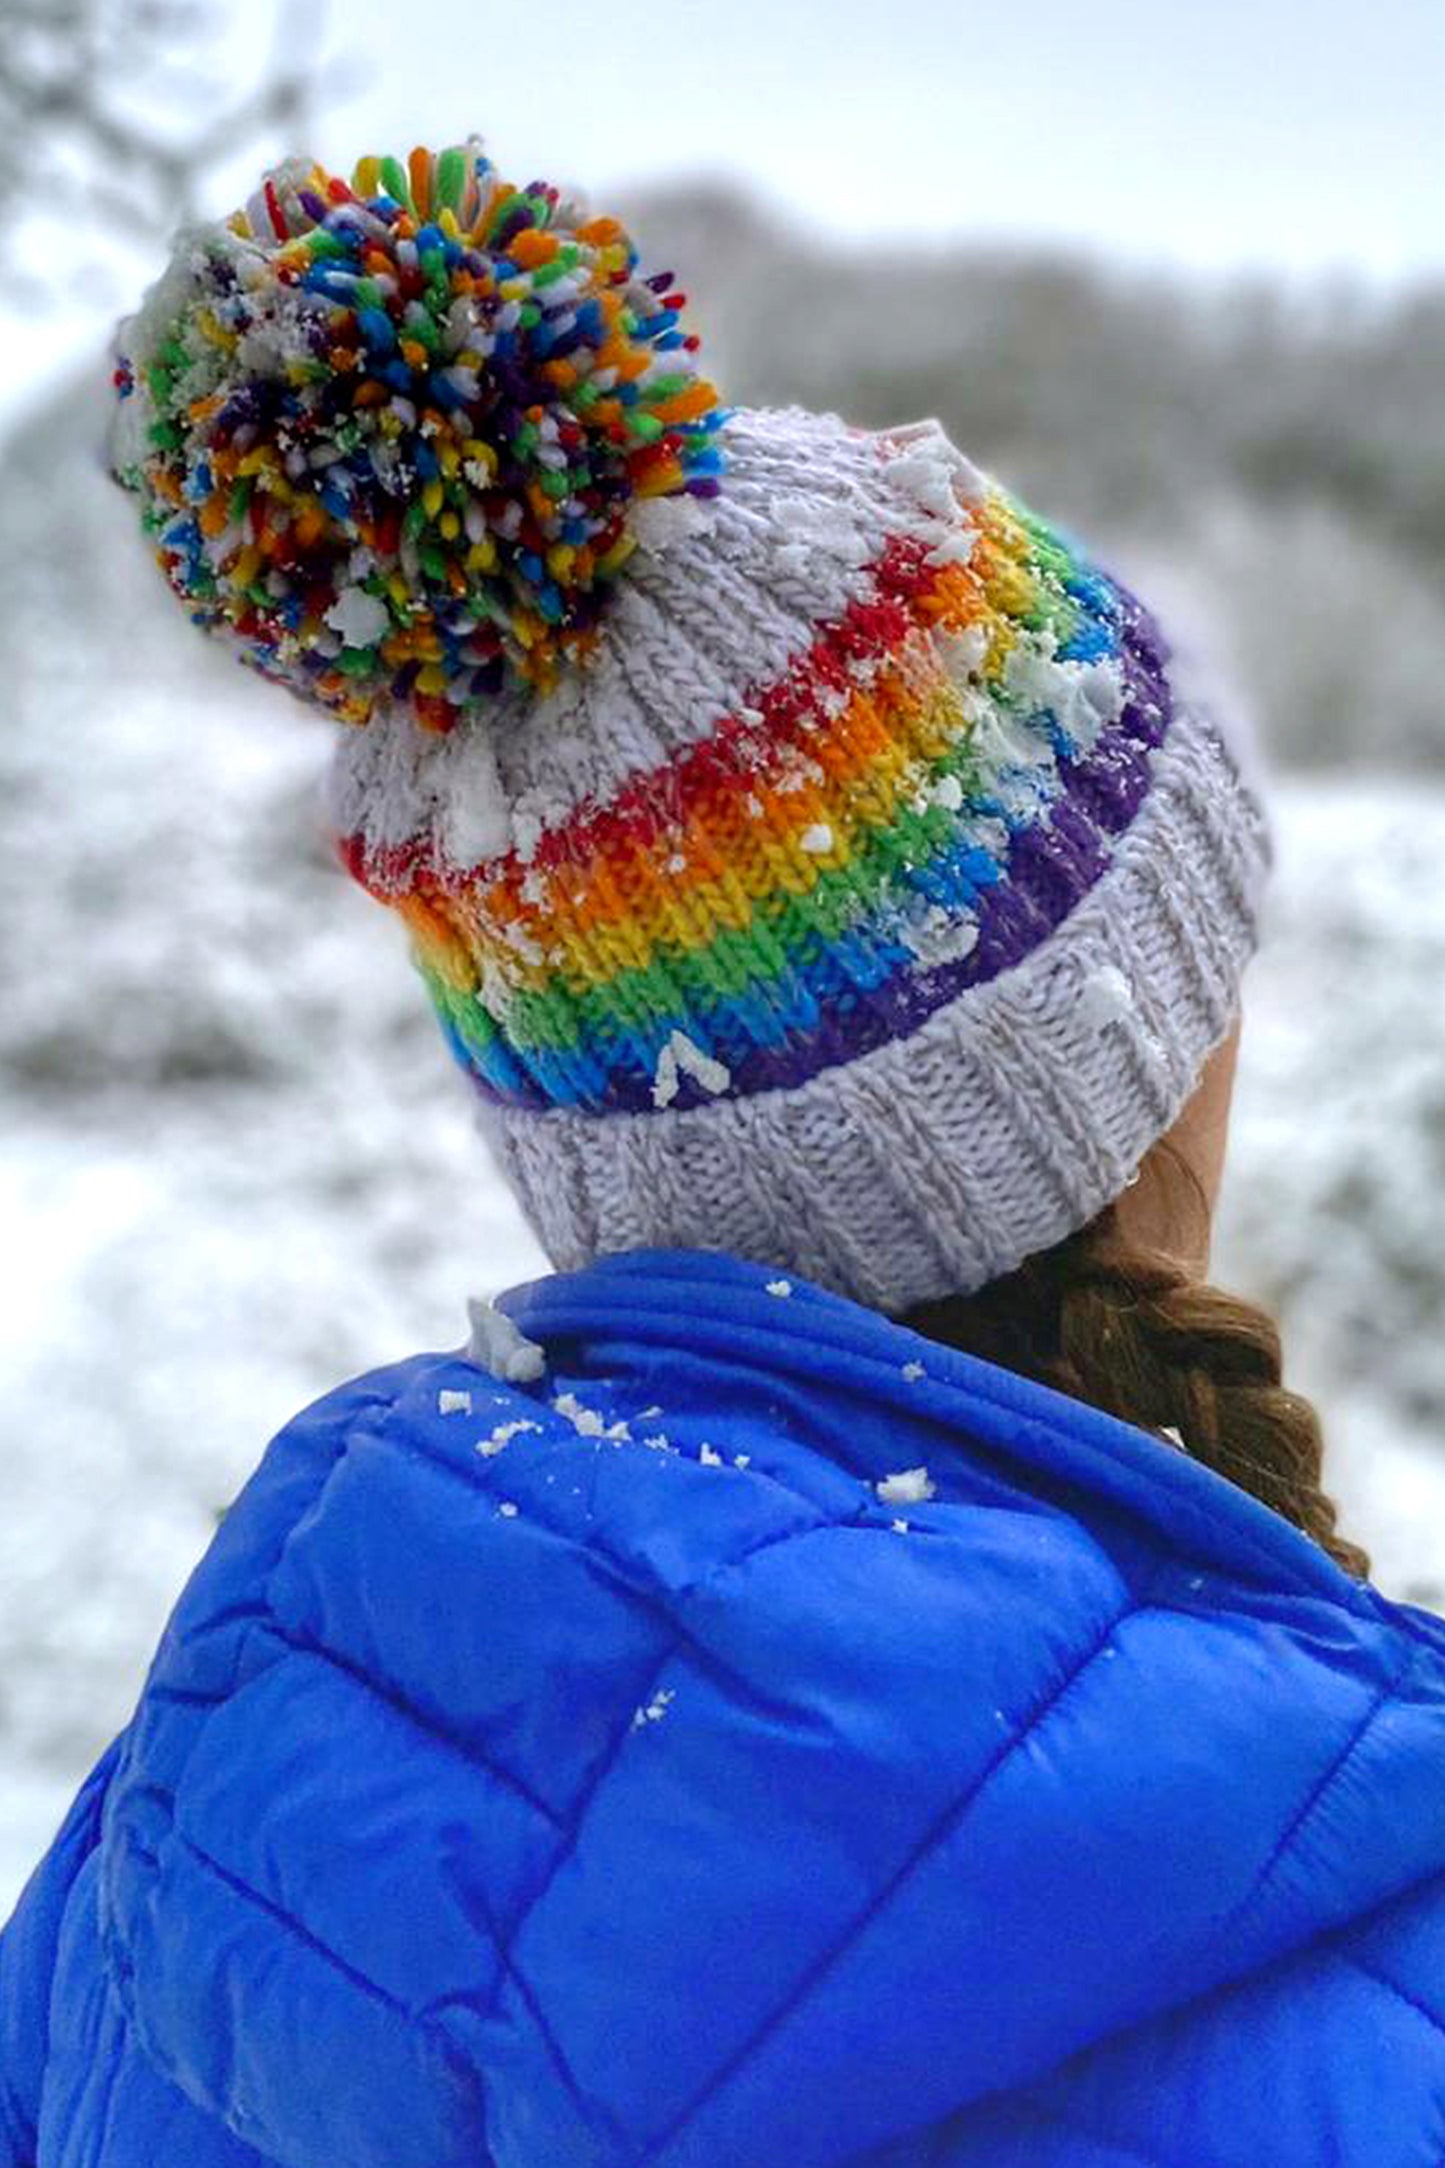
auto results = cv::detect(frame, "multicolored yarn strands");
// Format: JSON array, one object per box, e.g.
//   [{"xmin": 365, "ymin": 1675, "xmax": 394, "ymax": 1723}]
[
  {"xmin": 110, "ymin": 140, "xmax": 726, "ymax": 730},
  {"xmin": 113, "ymin": 137, "xmax": 1274, "ymax": 1311}
]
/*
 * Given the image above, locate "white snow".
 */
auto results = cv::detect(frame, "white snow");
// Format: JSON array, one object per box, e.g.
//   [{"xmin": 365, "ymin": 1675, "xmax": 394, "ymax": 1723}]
[
  {"xmin": 884, "ymin": 445, "xmax": 973, "ymax": 521},
  {"xmin": 924, "ymin": 529, "xmax": 977, "ymax": 569},
  {"xmin": 651, "ymin": 1028, "xmax": 732, "ymax": 1109},
  {"xmin": 765, "ymin": 1278, "xmax": 793, "ymax": 1297},
  {"xmin": 876, "ymin": 1466, "xmax": 937, "ymax": 1506},
  {"xmin": 466, "ymin": 1300, "xmax": 547, "ymax": 1384},
  {"xmin": 476, "ymin": 1418, "xmax": 540, "ymax": 1457},
  {"xmin": 631, "ymin": 1686, "xmax": 676, "ymax": 1728},
  {"xmin": 904, "ymin": 904, "xmax": 980, "ymax": 969},
  {"xmin": 902, "ymin": 1361, "xmax": 927, "ymax": 1382},
  {"xmin": 1077, "ymin": 964, "xmax": 1136, "ymax": 1029},
  {"xmin": 799, "ymin": 822, "xmax": 834, "ymax": 854},
  {"xmin": 553, "ymin": 1391, "xmax": 607, "ymax": 1438},
  {"xmin": 324, "ymin": 585, "xmax": 389, "ymax": 651},
  {"xmin": 437, "ymin": 1389, "xmax": 472, "ymax": 1417}
]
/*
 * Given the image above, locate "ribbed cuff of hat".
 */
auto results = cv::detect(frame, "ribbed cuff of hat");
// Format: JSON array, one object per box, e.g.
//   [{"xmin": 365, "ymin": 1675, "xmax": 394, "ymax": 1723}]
[{"xmin": 478, "ymin": 702, "xmax": 1271, "ymax": 1313}]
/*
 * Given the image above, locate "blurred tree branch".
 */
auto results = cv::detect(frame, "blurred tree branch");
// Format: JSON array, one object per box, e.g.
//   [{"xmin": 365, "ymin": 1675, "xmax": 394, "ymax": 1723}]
[{"xmin": 0, "ymin": 0, "xmax": 348, "ymax": 292}]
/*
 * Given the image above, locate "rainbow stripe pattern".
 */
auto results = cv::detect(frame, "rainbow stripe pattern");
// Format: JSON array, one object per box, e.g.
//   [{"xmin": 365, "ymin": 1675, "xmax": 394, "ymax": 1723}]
[
  {"xmin": 345, "ymin": 478, "xmax": 1175, "ymax": 1116},
  {"xmin": 111, "ymin": 142, "xmax": 1269, "ymax": 1313}
]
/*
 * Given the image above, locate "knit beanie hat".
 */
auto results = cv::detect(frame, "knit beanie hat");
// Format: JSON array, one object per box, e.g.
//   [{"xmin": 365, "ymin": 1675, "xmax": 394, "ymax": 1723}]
[{"xmin": 109, "ymin": 139, "xmax": 1273, "ymax": 1315}]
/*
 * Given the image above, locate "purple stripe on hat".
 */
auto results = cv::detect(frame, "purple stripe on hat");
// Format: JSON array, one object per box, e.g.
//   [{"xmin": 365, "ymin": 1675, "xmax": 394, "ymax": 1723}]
[{"xmin": 469, "ymin": 688, "xmax": 1171, "ymax": 1119}]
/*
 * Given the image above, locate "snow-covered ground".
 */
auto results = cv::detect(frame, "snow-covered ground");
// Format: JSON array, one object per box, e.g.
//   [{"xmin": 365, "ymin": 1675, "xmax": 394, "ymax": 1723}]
[
  {"xmin": 4, "ymin": 405, "xmax": 1445, "ymax": 1916},
  {"xmin": 0, "ymin": 573, "xmax": 550, "ymax": 1906},
  {"xmin": 7, "ymin": 719, "xmax": 1445, "ymax": 1914}
]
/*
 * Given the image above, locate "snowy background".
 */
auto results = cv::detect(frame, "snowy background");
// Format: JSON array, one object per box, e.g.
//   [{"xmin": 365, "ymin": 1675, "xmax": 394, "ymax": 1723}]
[{"xmin": 4, "ymin": 0, "xmax": 1445, "ymax": 1910}]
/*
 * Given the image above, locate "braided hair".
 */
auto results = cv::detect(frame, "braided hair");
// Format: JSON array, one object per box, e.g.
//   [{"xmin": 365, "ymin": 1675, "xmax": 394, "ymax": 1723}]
[{"xmin": 902, "ymin": 1140, "xmax": 1369, "ymax": 1580}]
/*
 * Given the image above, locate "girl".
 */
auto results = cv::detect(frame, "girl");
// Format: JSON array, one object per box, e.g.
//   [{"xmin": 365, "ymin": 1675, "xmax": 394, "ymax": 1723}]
[{"xmin": 4, "ymin": 140, "xmax": 1443, "ymax": 2167}]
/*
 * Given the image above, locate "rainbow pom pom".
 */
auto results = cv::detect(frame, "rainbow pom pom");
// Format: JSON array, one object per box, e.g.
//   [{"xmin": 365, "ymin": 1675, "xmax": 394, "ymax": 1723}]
[{"xmin": 110, "ymin": 140, "xmax": 727, "ymax": 730}]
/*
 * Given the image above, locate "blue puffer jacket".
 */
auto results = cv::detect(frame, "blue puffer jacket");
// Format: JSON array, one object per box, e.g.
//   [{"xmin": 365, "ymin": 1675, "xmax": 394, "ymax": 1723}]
[{"xmin": 6, "ymin": 1248, "xmax": 1445, "ymax": 2167}]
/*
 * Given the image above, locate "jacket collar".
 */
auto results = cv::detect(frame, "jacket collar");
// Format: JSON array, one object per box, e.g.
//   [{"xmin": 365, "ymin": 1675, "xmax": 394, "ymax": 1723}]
[{"xmin": 502, "ymin": 1245, "xmax": 1443, "ymax": 1643}]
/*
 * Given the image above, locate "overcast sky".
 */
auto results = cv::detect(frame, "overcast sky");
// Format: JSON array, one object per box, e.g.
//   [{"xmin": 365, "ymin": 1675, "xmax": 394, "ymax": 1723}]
[
  {"xmin": 4, "ymin": 0, "xmax": 1442, "ymax": 417},
  {"xmin": 321, "ymin": 0, "xmax": 1444, "ymax": 280}
]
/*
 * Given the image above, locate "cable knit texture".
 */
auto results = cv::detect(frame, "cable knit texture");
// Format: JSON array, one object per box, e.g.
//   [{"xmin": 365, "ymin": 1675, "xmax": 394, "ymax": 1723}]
[
  {"xmin": 335, "ymin": 405, "xmax": 1271, "ymax": 1303},
  {"xmin": 109, "ymin": 142, "xmax": 1274, "ymax": 1307}
]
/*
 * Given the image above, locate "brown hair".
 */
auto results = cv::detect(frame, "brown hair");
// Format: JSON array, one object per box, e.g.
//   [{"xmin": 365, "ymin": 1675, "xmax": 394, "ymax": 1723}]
[{"xmin": 901, "ymin": 1141, "xmax": 1369, "ymax": 1579}]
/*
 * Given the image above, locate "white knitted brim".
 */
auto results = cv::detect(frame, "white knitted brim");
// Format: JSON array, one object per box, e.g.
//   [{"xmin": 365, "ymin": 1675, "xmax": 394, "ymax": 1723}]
[{"xmin": 478, "ymin": 703, "xmax": 1272, "ymax": 1312}]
